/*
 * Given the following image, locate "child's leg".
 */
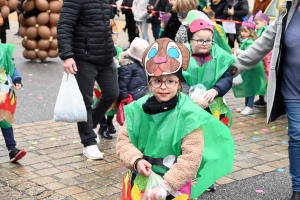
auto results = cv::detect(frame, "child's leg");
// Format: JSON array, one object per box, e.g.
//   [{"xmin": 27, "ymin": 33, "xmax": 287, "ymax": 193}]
[
  {"xmin": 245, "ymin": 96, "xmax": 255, "ymax": 108},
  {"xmin": 241, "ymin": 96, "xmax": 255, "ymax": 115},
  {"xmin": 107, "ymin": 115, "xmax": 116, "ymax": 133},
  {"xmin": 98, "ymin": 117, "xmax": 113, "ymax": 139},
  {"xmin": 1, "ymin": 127, "xmax": 16, "ymax": 151},
  {"xmin": 1, "ymin": 127, "xmax": 26, "ymax": 162}
]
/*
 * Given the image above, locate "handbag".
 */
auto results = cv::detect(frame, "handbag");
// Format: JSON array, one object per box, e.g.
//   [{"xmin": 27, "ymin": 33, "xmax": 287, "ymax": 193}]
[{"xmin": 116, "ymin": 94, "xmax": 134, "ymax": 126}]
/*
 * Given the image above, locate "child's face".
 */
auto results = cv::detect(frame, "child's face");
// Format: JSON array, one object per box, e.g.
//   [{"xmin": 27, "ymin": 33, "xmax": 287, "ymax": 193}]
[
  {"xmin": 112, "ymin": 33, "xmax": 118, "ymax": 44},
  {"xmin": 190, "ymin": 30, "xmax": 213, "ymax": 54},
  {"xmin": 149, "ymin": 74, "xmax": 180, "ymax": 102},
  {"xmin": 241, "ymin": 28, "xmax": 251, "ymax": 39},
  {"xmin": 254, "ymin": 18, "xmax": 268, "ymax": 30}
]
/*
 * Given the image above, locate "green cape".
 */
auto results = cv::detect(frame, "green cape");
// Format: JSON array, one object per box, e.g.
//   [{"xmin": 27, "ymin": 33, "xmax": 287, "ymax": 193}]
[
  {"xmin": 233, "ymin": 39, "xmax": 266, "ymax": 98},
  {"xmin": 124, "ymin": 93, "xmax": 235, "ymax": 198},
  {"xmin": 0, "ymin": 44, "xmax": 15, "ymax": 78},
  {"xmin": 255, "ymin": 25, "xmax": 269, "ymax": 37}
]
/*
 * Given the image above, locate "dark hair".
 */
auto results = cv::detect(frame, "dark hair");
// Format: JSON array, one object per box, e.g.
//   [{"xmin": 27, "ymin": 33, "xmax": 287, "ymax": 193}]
[{"xmin": 187, "ymin": 27, "xmax": 194, "ymax": 42}]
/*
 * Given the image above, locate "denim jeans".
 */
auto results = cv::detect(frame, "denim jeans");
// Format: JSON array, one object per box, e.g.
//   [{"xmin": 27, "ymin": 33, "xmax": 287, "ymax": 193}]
[
  {"xmin": 151, "ymin": 23, "xmax": 160, "ymax": 40},
  {"xmin": 75, "ymin": 59, "xmax": 118, "ymax": 147},
  {"xmin": 1, "ymin": 127, "xmax": 16, "ymax": 151},
  {"xmin": 136, "ymin": 22, "xmax": 149, "ymax": 43},
  {"xmin": 245, "ymin": 96, "xmax": 255, "ymax": 108},
  {"xmin": 285, "ymin": 102, "xmax": 300, "ymax": 192}
]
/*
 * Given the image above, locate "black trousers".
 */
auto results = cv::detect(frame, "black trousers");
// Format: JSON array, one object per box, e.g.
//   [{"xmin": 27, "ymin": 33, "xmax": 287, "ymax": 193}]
[
  {"xmin": 75, "ymin": 59, "xmax": 118, "ymax": 147},
  {"xmin": 125, "ymin": 11, "xmax": 138, "ymax": 44},
  {"xmin": 0, "ymin": 29, "xmax": 6, "ymax": 43}
]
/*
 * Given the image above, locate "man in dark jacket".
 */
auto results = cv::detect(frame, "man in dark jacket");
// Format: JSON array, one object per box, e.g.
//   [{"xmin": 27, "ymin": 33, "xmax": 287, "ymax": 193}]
[
  {"xmin": 223, "ymin": 0, "xmax": 249, "ymax": 48},
  {"xmin": 57, "ymin": 0, "xmax": 119, "ymax": 160}
]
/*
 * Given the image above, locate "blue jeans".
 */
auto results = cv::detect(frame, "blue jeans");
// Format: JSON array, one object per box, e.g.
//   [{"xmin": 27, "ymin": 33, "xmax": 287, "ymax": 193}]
[
  {"xmin": 245, "ymin": 96, "xmax": 254, "ymax": 108},
  {"xmin": 151, "ymin": 23, "xmax": 160, "ymax": 40},
  {"xmin": 1, "ymin": 127, "xmax": 16, "ymax": 151},
  {"xmin": 285, "ymin": 102, "xmax": 300, "ymax": 192},
  {"xmin": 136, "ymin": 22, "xmax": 149, "ymax": 43}
]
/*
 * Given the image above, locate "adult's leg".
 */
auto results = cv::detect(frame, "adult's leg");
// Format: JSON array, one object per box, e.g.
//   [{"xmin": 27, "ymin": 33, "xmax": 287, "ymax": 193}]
[
  {"xmin": 1, "ymin": 127, "xmax": 16, "ymax": 151},
  {"xmin": 141, "ymin": 22, "xmax": 150, "ymax": 43},
  {"xmin": 151, "ymin": 23, "xmax": 160, "ymax": 40},
  {"xmin": 285, "ymin": 102, "xmax": 300, "ymax": 192},
  {"xmin": 125, "ymin": 11, "xmax": 137, "ymax": 44},
  {"xmin": 74, "ymin": 60, "xmax": 98, "ymax": 147},
  {"xmin": 0, "ymin": 29, "xmax": 7, "ymax": 43},
  {"xmin": 92, "ymin": 61, "xmax": 119, "ymax": 128}
]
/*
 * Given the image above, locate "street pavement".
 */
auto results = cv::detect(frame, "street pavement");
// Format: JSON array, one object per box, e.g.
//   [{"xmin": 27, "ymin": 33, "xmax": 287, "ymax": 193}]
[{"xmin": 0, "ymin": 19, "xmax": 293, "ymax": 200}]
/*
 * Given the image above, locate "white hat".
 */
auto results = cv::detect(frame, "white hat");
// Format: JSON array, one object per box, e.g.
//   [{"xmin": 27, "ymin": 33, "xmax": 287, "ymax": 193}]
[{"xmin": 126, "ymin": 37, "xmax": 150, "ymax": 62}]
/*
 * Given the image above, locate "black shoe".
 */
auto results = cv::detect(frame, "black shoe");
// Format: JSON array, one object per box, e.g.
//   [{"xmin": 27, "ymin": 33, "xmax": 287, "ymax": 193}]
[
  {"xmin": 253, "ymin": 99, "xmax": 266, "ymax": 107},
  {"xmin": 108, "ymin": 124, "xmax": 116, "ymax": 133},
  {"xmin": 98, "ymin": 129, "xmax": 113, "ymax": 139},
  {"xmin": 9, "ymin": 148, "xmax": 26, "ymax": 162},
  {"xmin": 206, "ymin": 184, "xmax": 216, "ymax": 192},
  {"xmin": 291, "ymin": 191, "xmax": 300, "ymax": 200}
]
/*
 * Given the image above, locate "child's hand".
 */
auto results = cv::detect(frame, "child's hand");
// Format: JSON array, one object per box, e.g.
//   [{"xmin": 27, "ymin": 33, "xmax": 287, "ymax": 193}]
[
  {"xmin": 231, "ymin": 48, "xmax": 236, "ymax": 55},
  {"xmin": 121, "ymin": 98, "xmax": 127, "ymax": 103},
  {"xmin": 146, "ymin": 187, "xmax": 168, "ymax": 200},
  {"xmin": 13, "ymin": 83, "xmax": 22, "ymax": 90},
  {"xmin": 203, "ymin": 89, "xmax": 218, "ymax": 102},
  {"xmin": 193, "ymin": 96, "xmax": 208, "ymax": 108},
  {"xmin": 136, "ymin": 159, "xmax": 152, "ymax": 176}
]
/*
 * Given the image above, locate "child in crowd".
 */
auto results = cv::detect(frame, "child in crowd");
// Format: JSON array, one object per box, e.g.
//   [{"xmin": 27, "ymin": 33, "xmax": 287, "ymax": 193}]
[
  {"xmin": 232, "ymin": 16, "xmax": 266, "ymax": 115},
  {"xmin": 116, "ymin": 38, "xmax": 234, "ymax": 199},
  {"xmin": 94, "ymin": 19, "xmax": 123, "ymax": 140},
  {"xmin": 183, "ymin": 11, "xmax": 234, "ymax": 128},
  {"xmin": 0, "ymin": 44, "xmax": 26, "ymax": 162},
  {"xmin": 253, "ymin": 10, "xmax": 271, "ymax": 107},
  {"xmin": 118, "ymin": 37, "xmax": 149, "ymax": 102}
]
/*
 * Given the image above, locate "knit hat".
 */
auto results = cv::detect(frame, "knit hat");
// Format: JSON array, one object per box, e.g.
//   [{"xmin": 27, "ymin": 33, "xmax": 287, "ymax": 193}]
[
  {"xmin": 242, "ymin": 15, "xmax": 255, "ymax": 30},
  {"xmin": 255, "ymin": 10, "xmax": 270, "ymax": 24},
  {"xmin": 187, "ymin": 10, "xmax": 214, "ymax": 33},
  {"xmin": 142, "ymin": 38, "xmax": 190, "ymax": 81},
  {"xmin": 126, "ymin": 37, "xmax": 150, "ymax": 62}
]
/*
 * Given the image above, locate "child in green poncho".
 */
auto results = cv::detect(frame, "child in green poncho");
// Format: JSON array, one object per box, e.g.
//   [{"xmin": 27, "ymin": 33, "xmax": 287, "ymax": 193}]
[{"xmin": 232, "ymin": 16, "xmax": 266, "ymax": 115}]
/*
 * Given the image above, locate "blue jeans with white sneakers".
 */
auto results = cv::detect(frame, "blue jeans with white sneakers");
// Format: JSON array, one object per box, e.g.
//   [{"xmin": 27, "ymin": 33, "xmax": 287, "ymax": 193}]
[{"xmin": 245, "ymin": 96, "xmax": 255, "ymax": 108}]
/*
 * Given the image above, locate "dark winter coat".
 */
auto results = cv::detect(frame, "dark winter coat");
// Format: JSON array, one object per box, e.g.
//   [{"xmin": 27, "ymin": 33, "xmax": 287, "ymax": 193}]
[
  {"xmin": 223, "ymin": 0, "xmax": 249, "ymax": 22},
  {"xmin": 57, "ymin": 0, "xmax": 116, "ymax": 65},
  {"xmin": 147, "ymin": 0, "xmax": 168, "ymax": 24},
  {"xmin": 210, "ymin": 0, "xmax": 228, "ymax": 20},
  {"xmin": 118, "ymin": 52, "xmax": 148, "ymax": 100},
  {"xmin": 160, "ymin": 5, "xmax": 205, "ymax": 40}
]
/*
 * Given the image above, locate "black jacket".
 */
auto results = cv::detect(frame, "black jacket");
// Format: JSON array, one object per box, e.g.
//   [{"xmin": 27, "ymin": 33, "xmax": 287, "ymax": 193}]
[
  {"xmin": 57, "ymin": 0, "xmax": 116, "ymax": 65},
  {"xmin": 118, "ymin": 53, "xmax": 148, "ymax": 100},
  {"xmin": 210, "ymin": 0, "xmax": 228, "ymax": 20},
  {"xmin": 160, "ymin": 5, "xmax": 205, "ymax": 40},
  {"xmin": 223, "ymin": 0, "xmax": 249, "ymax": 22},
  {"xmin": 148, "ymin": 0, "xmax": 168, "ymax": 24}
]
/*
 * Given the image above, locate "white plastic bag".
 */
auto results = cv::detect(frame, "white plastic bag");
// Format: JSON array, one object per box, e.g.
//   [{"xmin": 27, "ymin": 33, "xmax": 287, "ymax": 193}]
[
  {"xmin": 143, "ymin": 171, "xmax": 167, "ymax": 200},
  {"xmin": 189, "ymin": 84, "xmax": 207, "ymax": 100},
  {"xmin": 232, "ymin": 74, "xmax": 243, "ymax": 86},
  {"xmin": 54, "ymin": 72, "xmax": 87, "ymax": 122}
]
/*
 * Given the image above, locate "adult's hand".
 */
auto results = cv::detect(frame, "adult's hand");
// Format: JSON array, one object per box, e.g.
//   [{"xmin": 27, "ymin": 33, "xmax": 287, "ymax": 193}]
[
  {"xmin": 230, "ymin": 67, "xmax": 237, "ymax": 75},
  {"xmin": 63, "ymin": 58, "xmax": 78, "ymax": 74}
]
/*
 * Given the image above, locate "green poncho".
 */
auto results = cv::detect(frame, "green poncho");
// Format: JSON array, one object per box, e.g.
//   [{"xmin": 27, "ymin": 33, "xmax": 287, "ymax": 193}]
[
  {"xmin": 213, "ymin": 24, "xmax": 232, "ymax": 54},
  {"xmin": 233, "ymin": 39, "xmax": 266, "ymax": 98},
  {"xmin": 255, "ymin": 25, "xmax": 269, "ymax": 37},
  {"xmin": 124, "ymin": 93, "xmax": 235, "ymax": 198}
]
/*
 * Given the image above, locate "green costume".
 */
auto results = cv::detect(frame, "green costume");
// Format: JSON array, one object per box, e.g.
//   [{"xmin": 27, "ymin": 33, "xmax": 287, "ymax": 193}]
[
  {"xmin": 0, "ymin": 44, "xmax": 17, "ymax": 128},
  {"xmin": 255, "ymin": 25, "xmax": 268, "ymax": 37},
  {"xmin": 213, "ymin": 24, "xmax": 232, "ymax": 54},
  {"xmin": 125, "ymin": 93, "xmax": 235, "ymax": 198},
  {"xmin": 232, "ymin": 39, "xmax": 266, "ymax": 98},
  {"xmin": 183, "ymin": 43, "xmax": 234, "ymax": 127}
]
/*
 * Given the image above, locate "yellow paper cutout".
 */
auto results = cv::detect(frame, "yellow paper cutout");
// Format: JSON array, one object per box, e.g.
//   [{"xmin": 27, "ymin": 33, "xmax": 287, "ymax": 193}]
[
  {"xmin": 173, "ymin": 194, "xmax": 189, "ymax": 200},
  {"xmin": 124, "ymin": 173, "xmax": 129, "ymax": 198},
  {"xmin": 131, "ymin": 183, "xmax": 141, "ymax": 200},
  {"xmin": 213, "ymin": 110, "xmax": 220, "ymax": 120}
]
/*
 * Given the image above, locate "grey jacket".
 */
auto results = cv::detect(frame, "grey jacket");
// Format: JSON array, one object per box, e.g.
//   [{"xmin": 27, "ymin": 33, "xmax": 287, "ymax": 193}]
[{"xmin": 231, "ymin": 0, "xmax": 299, "ymax": 123}]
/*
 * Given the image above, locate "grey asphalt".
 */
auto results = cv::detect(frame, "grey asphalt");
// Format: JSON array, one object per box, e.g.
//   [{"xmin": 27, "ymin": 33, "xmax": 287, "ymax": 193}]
[{"xmin": 198, "ymin": 167, "xmax": 292, "ymax": 200}]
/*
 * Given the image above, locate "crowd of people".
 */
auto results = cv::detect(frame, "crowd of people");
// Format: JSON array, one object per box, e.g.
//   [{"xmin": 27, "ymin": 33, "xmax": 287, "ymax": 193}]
[{"xmin": 1, "ymin": 0, "xmax": 300, "ymax": 199}]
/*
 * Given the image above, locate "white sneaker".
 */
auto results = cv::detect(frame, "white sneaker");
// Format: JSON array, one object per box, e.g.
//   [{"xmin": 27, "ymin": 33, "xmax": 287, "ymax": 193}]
[
  {"xmin": 236, "ymin": 107, "xmax": 244, "ymax": 113},
  {"xmin": 93, "ymin": 128, "xmax": 100, "ymax": 144},
  {"xmin": 83, "ymin": 145, "xmax": 103, "ymax": 159},
  {"xmin": 241, "ymin": 106, "xmax": 253, "ymax": 115}
]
